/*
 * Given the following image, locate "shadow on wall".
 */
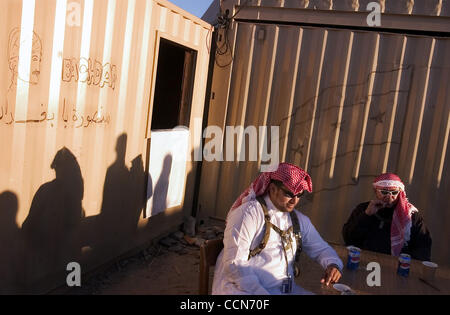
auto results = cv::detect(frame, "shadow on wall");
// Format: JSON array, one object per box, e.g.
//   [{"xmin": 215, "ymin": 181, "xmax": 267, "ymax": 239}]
[
  {"xmin": 0, "ymin": 134, "xmax": 148, "ymax": 293},
  {"xmin": 21, "ymin": 147, "xmax": 84, "ymax": 293},
  {"xmin": 0, "ymin": 191, "xmax": 21, "ymax": 294},
  {"xmin": 93, "ymin": 133, "xmax": 148, "ymax": 260},
  {"xmin": 0, "ymin": 131, "xmax": 193, "ymax": 293},
  {"xmin": 150, "ymin": 154, "xmax": 172, "ymax": 217}
]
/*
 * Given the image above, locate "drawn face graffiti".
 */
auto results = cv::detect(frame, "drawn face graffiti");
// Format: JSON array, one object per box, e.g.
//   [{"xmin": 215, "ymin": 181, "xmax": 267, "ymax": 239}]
[{"xmin": 8, "ymin": 27, "xmax": 42, "ymax": 88}]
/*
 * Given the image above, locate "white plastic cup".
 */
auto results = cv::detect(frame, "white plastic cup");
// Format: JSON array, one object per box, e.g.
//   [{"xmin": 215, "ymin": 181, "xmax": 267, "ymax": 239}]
[{"xmin": 422, "ymin": 261, "xmax": 438, "ymax": 282}]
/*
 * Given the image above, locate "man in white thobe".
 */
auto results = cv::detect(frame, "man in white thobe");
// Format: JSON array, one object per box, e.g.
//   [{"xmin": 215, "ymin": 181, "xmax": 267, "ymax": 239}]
[{"xmin": 212, "ymin": 163, "xmax": 343, "ymax": 295}]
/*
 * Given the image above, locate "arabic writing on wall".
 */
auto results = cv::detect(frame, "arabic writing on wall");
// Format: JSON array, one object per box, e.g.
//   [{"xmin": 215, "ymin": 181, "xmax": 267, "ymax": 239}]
[{"xmin": 0, "ymin": 98, "xmax": 111, "ymax": 128}]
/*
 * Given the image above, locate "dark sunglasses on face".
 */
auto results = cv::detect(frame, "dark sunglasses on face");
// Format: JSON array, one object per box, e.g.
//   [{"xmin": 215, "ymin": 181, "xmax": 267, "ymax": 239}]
[
  {"xmin": 278, "ymin": 185, "xmax": 304, "ymax": 199},
  {"xmin": 379, "ymin": 189, "xmax": 400, "ymax": 196}
]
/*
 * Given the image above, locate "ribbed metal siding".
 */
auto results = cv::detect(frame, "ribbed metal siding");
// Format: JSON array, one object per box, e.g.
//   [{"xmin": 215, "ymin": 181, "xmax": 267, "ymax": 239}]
[
  {"xmin": 243, "ymin": 0, "xmax": 450, "ymax": 17},
  {"xmin": 200, "ymin": 4, "xmax": 450, "ymax": 265}
]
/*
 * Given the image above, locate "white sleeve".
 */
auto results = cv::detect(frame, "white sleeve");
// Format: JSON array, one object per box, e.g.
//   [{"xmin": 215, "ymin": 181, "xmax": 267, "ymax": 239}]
[
  {"xmin": 220, "ymin": 203, "xmax": 270, "ymax": 295},
  {"xmin": 298, "ymin": 212, "xmax": 344, "ymax": 271}
]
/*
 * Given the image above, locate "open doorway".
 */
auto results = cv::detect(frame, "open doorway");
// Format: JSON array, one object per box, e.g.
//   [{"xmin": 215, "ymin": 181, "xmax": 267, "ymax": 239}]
[
  {"xmin": 151, "ymin": 38, "xmax": 197, "ymax": 130},
  {"xmin": 145, "ymin": 37, "xmax": 197, "ymax": 218}
]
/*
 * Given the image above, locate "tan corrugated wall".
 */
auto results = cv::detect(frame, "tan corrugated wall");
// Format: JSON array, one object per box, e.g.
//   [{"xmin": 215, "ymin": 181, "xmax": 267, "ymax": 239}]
[
  {"xmin": 198, "ymin": 0, "xmax": 450, "ymax": 266},
  {"xmin": 0, "ymin": 0, "xmax": 211, "ymax": 293}
]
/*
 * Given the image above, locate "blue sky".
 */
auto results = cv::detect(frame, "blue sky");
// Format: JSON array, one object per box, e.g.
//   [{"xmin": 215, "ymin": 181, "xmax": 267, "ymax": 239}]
[{"xmin": 169, "ymin": 0, "xmax": 215, "ymax": 18}]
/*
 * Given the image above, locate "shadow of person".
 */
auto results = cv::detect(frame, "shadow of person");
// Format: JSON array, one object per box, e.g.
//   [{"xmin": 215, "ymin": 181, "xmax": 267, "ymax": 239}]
[
  {"xmin": 97, "ymin": 133, "xmax": 134, "ymax": 258},
  {"xmin": 0, "ymin": 191, "xmax": 22, "ymax": 294},
  {"xmin": 151, "ymin": 154, "xmax": 173, "ymax": 217},
  {"xmin": 126, "ymin": 154, "xmax": 147, "ymax": 239},
  {"xmin": 21, "ymin": 147, "xmax": 84, "ymax": 293},
  {"xmin": 144, "ymin": 155, "xmax": 153, "ymax": 219}
]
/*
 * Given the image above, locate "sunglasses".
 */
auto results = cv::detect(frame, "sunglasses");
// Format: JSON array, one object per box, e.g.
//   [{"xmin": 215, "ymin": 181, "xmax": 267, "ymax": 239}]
[
  {"xmin": 277, "ymin": 185, "xmax": 304, "ymax": 199},
  {"xmin": 379, "ymin": 189, "xmax": 400, "ymax": 196}
]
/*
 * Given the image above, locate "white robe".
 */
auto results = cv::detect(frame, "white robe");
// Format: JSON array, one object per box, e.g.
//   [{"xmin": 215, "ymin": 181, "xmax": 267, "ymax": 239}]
[{"xmin": 212, "ymin": 195, "xmax": 343, "ymax": 295}]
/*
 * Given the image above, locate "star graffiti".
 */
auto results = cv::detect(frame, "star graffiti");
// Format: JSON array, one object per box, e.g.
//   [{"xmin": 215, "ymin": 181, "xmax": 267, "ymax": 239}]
[{"xmin": 370, "ymin": 111, "xmax": 386, "ymax": 126}]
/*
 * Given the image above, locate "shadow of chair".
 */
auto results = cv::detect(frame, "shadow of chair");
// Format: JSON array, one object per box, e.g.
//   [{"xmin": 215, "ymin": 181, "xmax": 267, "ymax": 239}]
[{"xmin": 199, "ymin": 238, "xmax": 224, "ymax": 295}]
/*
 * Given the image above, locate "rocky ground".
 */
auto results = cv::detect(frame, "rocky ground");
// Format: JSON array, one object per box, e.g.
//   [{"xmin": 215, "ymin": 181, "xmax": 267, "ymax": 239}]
[{"xmin": 65, "ymin": 219, "xmax": 225, "ymax": 295}]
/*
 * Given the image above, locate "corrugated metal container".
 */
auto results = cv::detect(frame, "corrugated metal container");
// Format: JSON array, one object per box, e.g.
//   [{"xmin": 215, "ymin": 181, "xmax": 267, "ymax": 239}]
[
  {"xmin": 198, "ymin": 0, "xmax": 450, "ymax": 266},
  {"xmin": 0, "ymin": 0, "xmax": 211, "ymax": 293}
]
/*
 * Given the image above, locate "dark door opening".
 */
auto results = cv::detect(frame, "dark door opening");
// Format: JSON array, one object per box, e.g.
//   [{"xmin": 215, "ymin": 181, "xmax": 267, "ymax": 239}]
[{"xmin": 151, "ymin": 38, "xmax": 197, "ymax": 130}]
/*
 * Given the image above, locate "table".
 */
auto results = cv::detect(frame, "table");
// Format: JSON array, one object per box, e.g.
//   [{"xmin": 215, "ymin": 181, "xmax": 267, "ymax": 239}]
[{"xmin": 296, "ymin": 244, "xmax": 450, "ymax": 295}]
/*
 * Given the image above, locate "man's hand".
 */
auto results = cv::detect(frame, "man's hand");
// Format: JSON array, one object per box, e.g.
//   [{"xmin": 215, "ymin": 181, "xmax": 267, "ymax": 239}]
[
  {"xmin": 320, "ymin": 265, "xmax": 342, "ymax": 286},
  {"xmin": 365, "ymin": 200, "xmax": 385, "ymax": 216}
]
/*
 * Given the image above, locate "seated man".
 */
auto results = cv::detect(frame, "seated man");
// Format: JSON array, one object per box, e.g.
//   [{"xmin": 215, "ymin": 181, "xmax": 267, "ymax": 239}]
[
  {"xmin": 212, "ymin": 162, "xmax": 343, "ymax": 295},
  {"xmin": 342, "ymin": 173, "xmax": 432, "ymax": 261}
]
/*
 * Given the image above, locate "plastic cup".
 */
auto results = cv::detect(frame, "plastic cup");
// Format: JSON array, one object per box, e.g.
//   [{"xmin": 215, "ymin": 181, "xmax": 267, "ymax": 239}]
[{"xmin": 422, "ymin": 261, "xmax": 438, "ymax": 282}]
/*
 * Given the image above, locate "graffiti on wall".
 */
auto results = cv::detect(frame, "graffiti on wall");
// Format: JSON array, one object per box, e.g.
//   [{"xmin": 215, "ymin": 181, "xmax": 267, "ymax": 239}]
[
  {"xmin": 62, "ymin": 58, "xmax": 117, "ymax": 90},
  {"xmin": 0, "ymin": 98, "xmax": 111, "ymax": 127},
  {"xmin": 7, "ymin": 27, "xmax": 42, "ymax": 91},
  {"xmin": 3, "ymin": 28, "xmax": 114, "ymax": 128}
]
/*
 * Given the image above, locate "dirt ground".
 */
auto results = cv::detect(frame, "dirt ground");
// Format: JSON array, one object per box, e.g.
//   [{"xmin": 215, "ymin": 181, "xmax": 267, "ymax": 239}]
[{"xmin": 65, "ymin": 221, "xmax": 224, "ymax": 295}]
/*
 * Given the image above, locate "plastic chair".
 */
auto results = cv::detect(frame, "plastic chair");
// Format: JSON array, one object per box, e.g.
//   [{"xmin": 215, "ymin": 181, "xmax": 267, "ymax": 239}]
[{"xmin": 199, "ymin": 238, "xmax": 224, "ymax": 295}]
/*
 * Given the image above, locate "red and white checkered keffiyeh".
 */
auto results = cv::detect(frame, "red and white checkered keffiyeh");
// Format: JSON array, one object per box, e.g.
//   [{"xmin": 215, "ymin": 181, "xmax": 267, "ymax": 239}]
[
  {"xmin": 230, "ymin": 162, "xmax": 312, "ymax": 211},
  {"xmin": 373, "ymin": 173, "xmax": 418, "ymax": 257}
]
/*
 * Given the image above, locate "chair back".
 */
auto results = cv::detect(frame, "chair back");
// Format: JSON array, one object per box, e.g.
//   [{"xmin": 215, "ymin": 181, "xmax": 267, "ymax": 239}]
[{"xmin": 199, "ymin": 238, "xmax": 224, "ymax": 295}]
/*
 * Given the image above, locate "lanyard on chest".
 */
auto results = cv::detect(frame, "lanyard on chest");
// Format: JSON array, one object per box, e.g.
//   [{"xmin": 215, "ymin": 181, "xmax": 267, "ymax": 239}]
[{"xmin": 248, "ymin": 196, "xmax": 303, "ymax": 277}]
